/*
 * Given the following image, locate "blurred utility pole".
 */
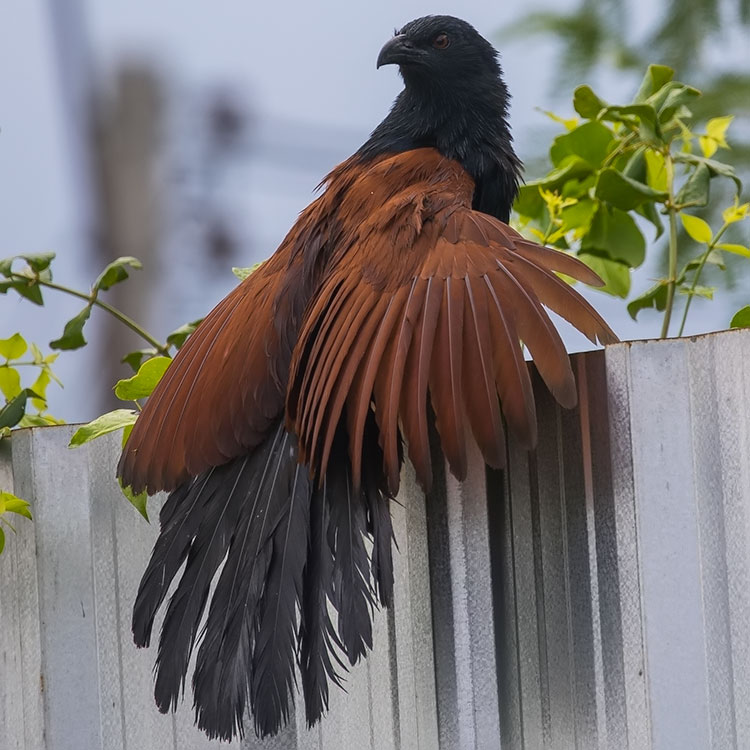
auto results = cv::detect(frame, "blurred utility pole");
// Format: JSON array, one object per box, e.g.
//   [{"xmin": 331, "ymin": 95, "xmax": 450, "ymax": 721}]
[
  {"xmin": 45, "ymin": 0, "xmax": 163, "ymax": 412},
  {"xmin": 90, "ymin": 67, "xmax": 163, "ymax": 409}
]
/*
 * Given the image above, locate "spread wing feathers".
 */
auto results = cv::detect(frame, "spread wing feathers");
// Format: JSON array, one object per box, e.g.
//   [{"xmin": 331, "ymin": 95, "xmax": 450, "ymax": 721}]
[
  {"xmin": 133, "ymin": 419, "xmax": 393, "ymax": 740},
  {"xmin": 288, "ymin": 204, "xmax": 618, "ymax": 494},
  {"xmin": 118, "ymin": 254, "xmax": 291, "ymax": 495}
]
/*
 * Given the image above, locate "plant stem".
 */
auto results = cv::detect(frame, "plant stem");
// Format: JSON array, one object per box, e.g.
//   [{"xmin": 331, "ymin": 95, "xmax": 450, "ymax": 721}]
[
  {"xmin": 676, "ymin": 221, "xmax": 730, "ymax": 337},
  {"xmin": 660, "ymin": 154, "xmax": 679, "ymax": 339},
  {"xmin": 12, "ymin": 275, "xmax": 169, "ymax": 355},
  {"xmin": 601, "ymin": 132, "xmax": 638, "ymax": 169},
  {"xmin": 541, "ymin": 220, "xmax": 556, "ymax": 245}
]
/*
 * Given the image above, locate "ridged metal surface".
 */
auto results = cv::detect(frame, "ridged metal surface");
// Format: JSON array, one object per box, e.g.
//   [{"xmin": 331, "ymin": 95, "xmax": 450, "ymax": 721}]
[
  {"xmin": 2, "ymin": 329, "xmax": 750, "ymax": 749},
  {"xmin": 489, "ymin": 330, "xmax": 750, "ymax": 750},
  {"xmin": 0, "ymin": 428, "xmax": 438, "ymax": 750}
]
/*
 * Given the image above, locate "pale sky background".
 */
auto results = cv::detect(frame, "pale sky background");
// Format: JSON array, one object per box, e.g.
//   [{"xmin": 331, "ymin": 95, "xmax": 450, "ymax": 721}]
[{"xmin": 1, "ymin": 0, "xmax": 747, "ymax": 420}]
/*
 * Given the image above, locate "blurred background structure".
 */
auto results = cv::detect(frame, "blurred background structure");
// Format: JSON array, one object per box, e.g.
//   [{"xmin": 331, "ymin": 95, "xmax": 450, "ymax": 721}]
[{"xmin": 2, "ymin": 0, "xmax": 748, "ymax": 421}]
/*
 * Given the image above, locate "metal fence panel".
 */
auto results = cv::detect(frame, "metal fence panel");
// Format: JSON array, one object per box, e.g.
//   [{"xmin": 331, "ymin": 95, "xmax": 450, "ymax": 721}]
[
  {"xmin": 2, "ymin": 329, "xmax": 750, "ymax": 749},
  {"xmin": 0, "ymin": 428, "xmax": 439, "ymax": 750}
]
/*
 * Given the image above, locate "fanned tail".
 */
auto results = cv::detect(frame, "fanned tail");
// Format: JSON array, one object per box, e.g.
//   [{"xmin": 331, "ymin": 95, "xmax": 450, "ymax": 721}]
[{"xmin": 132, "ymin": 418, "xmax": 394, "ymax": 740}]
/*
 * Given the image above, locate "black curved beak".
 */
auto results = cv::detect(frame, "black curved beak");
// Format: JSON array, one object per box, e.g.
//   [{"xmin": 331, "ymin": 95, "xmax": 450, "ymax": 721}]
[{"xmin": 376, "ymin": 35, "xmax": 417, "ymax": 68}]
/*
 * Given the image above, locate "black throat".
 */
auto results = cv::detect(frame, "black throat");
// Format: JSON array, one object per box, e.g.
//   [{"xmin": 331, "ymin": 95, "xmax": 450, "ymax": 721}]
[{"xmin": 357, "ymin": 76, "xmax": 522, "ymax": 223}]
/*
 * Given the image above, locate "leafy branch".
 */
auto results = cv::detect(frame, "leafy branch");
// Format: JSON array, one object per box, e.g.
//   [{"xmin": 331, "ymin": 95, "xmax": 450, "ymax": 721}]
[
  {"xmin": 0, "ymin": 253, "xmax": 169, "ymax": 354},
  {"xmin": 513, "ymin": 65, "xmax": 749, "ymax": 337},
  {"xmin": 0, "ymin": 255, "xmax": 262, "ymax": 529}
]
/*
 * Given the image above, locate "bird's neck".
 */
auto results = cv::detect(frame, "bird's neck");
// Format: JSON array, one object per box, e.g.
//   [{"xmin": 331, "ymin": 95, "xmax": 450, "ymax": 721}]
[{"xmin": 358, "ymin": 82, "xmax": 522, "ymax": 222}]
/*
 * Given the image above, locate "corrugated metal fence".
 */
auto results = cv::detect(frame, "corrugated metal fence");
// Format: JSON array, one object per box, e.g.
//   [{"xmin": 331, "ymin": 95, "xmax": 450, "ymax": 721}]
[{"xmin": 2, "ymin": 329, "xmax": 750, "ymax": 749}]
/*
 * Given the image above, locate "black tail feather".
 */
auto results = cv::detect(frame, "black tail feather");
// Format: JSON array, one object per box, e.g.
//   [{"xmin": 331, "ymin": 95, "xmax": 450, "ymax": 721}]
[
  {"xmin": 251, "ymin": 463, "xmax": 311, "ymax": 737},
  {"xmin": 133, "ymin": 417, "xmax": 396, "ymax": 740},
  {"xmin": 299, "ymin": 477, "xmax": 346, "ymax": 727},
  {"xmin": 132, "ymin": 469, "xmax": 216, "ymax": 649},
  {"xmin": 326, "ymin": 432, "xmax": 375, "ymax": 666},
  {"xmin": 154, "ymin": 457, "xmax": 252, "ymax": 711},
  {"xmin": 362, "ymin": 413, "xmax": 395, "ymax": 608},
  {"xmin": 192, "ymin": 425, "xmax": 290, "ymax": 739}
]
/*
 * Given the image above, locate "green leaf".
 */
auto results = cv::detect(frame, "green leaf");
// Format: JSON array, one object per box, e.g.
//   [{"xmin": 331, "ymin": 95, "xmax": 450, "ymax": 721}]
[
  {"xmin": 166, "ymin": 319, "xmax": 203, "ymax": 350},
  {"xmin": 730, "ymin": 306, "xmax": 750, "ymax": 328},
  {"xmin": 681, "ymin": 213, "xmax": 713, "ymax": 244},
  {"xmin": 29, "ymin": 369, "xmax": 51, "ymax": 411},
  {"xmin": 19, "ymin": 253, "xmax": 56, "ymax": 272},
  {"xmin": 675, "ymin": 163, "xmax": 711, "ymax": 208},
  {"xmin": 0, "ymin": 367, "xmax": 21, "ymax": 400},
  {"xmin": 0, "ymin": 252, "xmax": 56, "ymax": 277},
  {"xmin": 121, "ymin": 348, "xmax": 158, "ymax": 373},
  {"xmin": 559, "ymin": 198, "xmax": 598, "ymax": 234},
  {"xmin": 0, "ymin": 333, "xmax": 28, "ymax": 361},
  {"xmin": 0, "ymin": 388, "xmax": 41, "ymax": 429},
  {"xmin": 49, "ymin": 305, "xmax": 92, "ymax": 350},
  {"xmin": 120, "ymin": 481, "xmax": 149, "ymax": 521},
  {"xmin": 686, "ymin": 250, "xmax": 725, "ymax": 271},
  {"xmin": 718, "ymin": 243, "xmax": 750, "ymax": 259},
  {"xmin": 69, "ymin": 409, "xmax": 138, "ymax": 447},
  {"xmin": 549, "ymin": 121, "xmax": 615, "ymax": 169},
  {"xmin": 10, "ymin": 279, "xmax": 44, "ymax": 305},
  {"xmin": 514, "ymin": 184, "xmax": 546, "ymax": 220},
  {"xmin": 581, "ymin": 205, "xmax": 646, "ymax": 266},
  {"xmin": 0, "ymin": 492, "xmax": 32, "ymax": 521},
  {"xmin": 706, "ymin": 115, "xmax": 733, "ymax": 145},
  {"xmin": 114, "ymin": 356, "xmax": 171, "ymax": 401},
  {"xmin": 573, "ymin": 85, "xmax": 606, "ymax": 118},
  {"xmin": 19, "ymin": 413, "xmax": 64, "ymax": 427},
  {"xmin": 673, "ymin": 152, "xmax": 742, "ymax": 194},
  {"xmin": 634, "ymin": 65, "xmax": 674, "ymax": 102},
  {"xmin": 623, "ymin": 147, "xmax": 647, "ymax": 181},
  {"xmin": 635, "ymin": 201, "xmax": 665, "ymax": 239},
  {"xmin": 722, "ymin": 202, "xmax": 749, "ymax": 224},
  {"xmin": 655, "ymin": 83, "xmax": 701, "ymax": 123},
  {"xmin": 601, "ymin": 104, "xmax": 658, "ymax": 122},
  {"xmin": 122, "ymin": 421, "xmax": 135, "ymax": 447},
  {"xmin": 595, "ymin": 169, "xmax": 668, "ymax": 210},
  {"xmin": 0, "ymin": 526, "xmax": 4, "ymax": 554},
  {"xmin": 578, "ymin": 254, "xmax": 631, "ymax": 298},
  {"xmin": 536, "ymin": 156, "xmax": 594, "ymax": 191},
  {"xmin": 93, "ymin": 256, "xmax": 142, "ymax": 293},
  {"xmin": 538, "ymin": 109, "xmax": 579, "ymax": 130},
  {"xmin": 627, "ymin": 281, "xmax": 671, "ymax": 320},
  {"xmin": 600, "ymin": 104, "xmax": 660, "ymax": 141},
  {"xmin": 679, "ymin": 285, "xmax": 715, "ymax": 300},
  {"xmin": 700, "ymin": 136, "xmax": 718, "ymax": 158},
  {"xmin": 644, "ymin": 150, "xmax": 668, "ymax": 192},
  {"xmin": 232, "ymin": 263, "xmax": 263, "ymax": 281}
]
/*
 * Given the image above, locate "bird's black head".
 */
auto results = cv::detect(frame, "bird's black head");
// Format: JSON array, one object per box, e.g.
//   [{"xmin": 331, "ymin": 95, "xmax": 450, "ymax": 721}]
[
  {"xmin": 376, "ymin": 16, "xmax": 501, "ymax": 91},
  {"xmin": 361, "ymin": 16, "xmax": 522, "ymax": 223}
]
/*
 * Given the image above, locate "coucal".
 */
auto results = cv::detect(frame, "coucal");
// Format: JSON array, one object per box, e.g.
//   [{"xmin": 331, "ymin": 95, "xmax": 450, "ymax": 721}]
[{"xmin": 118, "ymin": 15, "xmax": 618, "ymax": 741}]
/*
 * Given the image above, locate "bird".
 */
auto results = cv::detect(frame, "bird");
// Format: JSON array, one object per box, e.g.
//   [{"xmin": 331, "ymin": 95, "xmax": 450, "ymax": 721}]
[{"xmin": 117, "ymin": 14, "xmax": 618, "ymax": 741}]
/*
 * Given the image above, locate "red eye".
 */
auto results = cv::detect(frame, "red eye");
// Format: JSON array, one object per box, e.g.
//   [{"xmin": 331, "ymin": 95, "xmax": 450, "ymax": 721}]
[{"xmin": 432, "ymin": 33, "xmax": 450, "ymax": 50}]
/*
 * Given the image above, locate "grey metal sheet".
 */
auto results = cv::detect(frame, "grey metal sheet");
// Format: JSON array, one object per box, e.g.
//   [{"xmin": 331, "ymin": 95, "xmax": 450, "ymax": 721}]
[
  {"xmin": 14, "ymin": 426, "xmax": 103, "ymax": 750},
  {"xmin": 0, "ymin": 438, "xmax": 26, "ymax": 750},
  {"xmin": 3, "ymin": 328, "xmax": 750, "ymax": 750}
]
